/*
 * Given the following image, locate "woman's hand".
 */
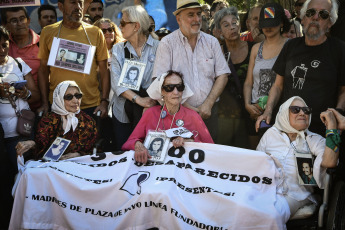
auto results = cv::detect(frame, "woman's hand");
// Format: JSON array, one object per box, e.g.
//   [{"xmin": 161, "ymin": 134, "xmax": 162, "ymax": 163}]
[
  {"xmin": 327, "ymin": 109, "xmax": 345, "ymax": 131},
  {"xmin": 134, "ymin": 141, "xmax": 151, "ymax": 163},
  {"xmin": 60, "ymin": 152, "xmax": 81, "ymax": 160},
  {"xmin": 0, "ymin": 82, "xmax": 11, "ymax": 98},
  {"xmin": 320, "ymin": 110, "xmax": 337, "ymax": 130},
  {"xmin": 172, "ymin": 136, "xmax": 185, "ymax": 148},
  {"xmin": 16, "ymin": 140, "xmax": 35, "ymax": 157},
  {"xmin": 136, "ymin": 96, "xmax": 156, "ymax": 108},
  {"xmin": 245, "ymin": 103, "xmax": 263, "ymax": 120}
]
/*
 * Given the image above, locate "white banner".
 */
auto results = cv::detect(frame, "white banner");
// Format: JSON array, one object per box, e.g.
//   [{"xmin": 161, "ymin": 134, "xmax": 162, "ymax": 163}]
[{"xmin": 10, "ymin": 142, "xmax": 284, "ymax": 230}]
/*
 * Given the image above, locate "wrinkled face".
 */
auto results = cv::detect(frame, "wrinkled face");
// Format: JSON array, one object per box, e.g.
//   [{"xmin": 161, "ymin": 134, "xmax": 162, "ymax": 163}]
[
  {"xmin": 5, "ymin": 10, "xmax": 30, "ymax": 37},
  {"xmin": 220, "ymin": 14, "xmax": 240, "ymax": 41},
  {"xmin": 100, "ymin": 22, "xmax": 115, "ymax": 47},
  {"xmin": 283, "ymin": 24, "xmax": 297, "ymax": 38},
  {"xmin": 64, "ymin": 86, "xmax": 81, "ymax": 113},
  {"xmin": 0, "ymin": 37, "xmax": 9, "ymax": 65},
  {"xmin": 176, "ymin": 8, "xmax": 202, "ymax": 37},
  {"xmin": 248, "ymin": 7, "xmax": 261, "ymax": 32},
  {"xmin": 119, "ymin": 12, "xmax": 137, "ymax": 40},
  {"xmin": 161, "ymin": 74, "xmax": 183, "ymax": 107},
  {"xmin": 39, "ymin": 10, "xmax": 57, "ymax": 28},
  {"xmin": 289, "ymin": 99, "xmax": 310, "ymax": 131},
  {"xmin": 302, "ymin": 0, "xmax": 332, "ymax": 41},
  {"xmin": 152, "ymin": 141, "xmax": 161, "ymax": 151},
  {"xmin": 59, "ymin": 0, "xmax": 84, "ymax": 23},
  {"xmin": 128, "ymin": 70, "xmax": 138, "ymax": 80},
  {"xmin": 87, "ymin": 2, "xmax": 103, "ymax": 22},
  {"xmin": 302, "ymin": 162, "xmax": 311, "ymax": 176}
]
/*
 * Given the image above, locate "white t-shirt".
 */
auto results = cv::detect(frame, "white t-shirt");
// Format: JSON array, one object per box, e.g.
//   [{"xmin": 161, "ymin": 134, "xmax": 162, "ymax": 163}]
[{"xmin": 0, "ymin": 57, "xmax": 32, "ymax": 138}]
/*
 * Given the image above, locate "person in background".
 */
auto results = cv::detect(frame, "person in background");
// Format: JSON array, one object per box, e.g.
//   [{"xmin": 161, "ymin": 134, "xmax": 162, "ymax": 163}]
[
  {"xmin": 16, "ymin": 81, "xmax": 97, "ymax": 160},
  {"xmin": 214, "ymin": 7, "xmax": 254, "ymax": 148},
  {"xmin": 201, "ymin": 4, "xmax": 211, "ymax": 33},
  {"xmin": 256, "ymin": 0, "xmax": 345, "ymax": 136},
  {"xmin": 201, "ymin": 4, "xmax": 211, "ymax": 20},
  {"xmin": 283, "ymin": 19, "xmax": 303, "ymax": 38},
  {"xmin": 152, "ymin": 0, "xmax": 230, "ymax": 143},
  {"xmin": 82, "ymin": 14, "xmax": 93, "ymax": 24},
  {"xmin": 257, "ymin": 96, "xmax": 339, "ymax": 226},
  {"xmin": 123, "ymin": 71, "xmax": 213, "ymax": 164},
  {"xmin": 110, "ymin": 5, "xmax": 159, "ymax": 150},
  {"xmin": 155, "ymin": 27, "xmax": 171, "ymax": 40},
  {"xmin": 37, "ymin": 5, "xmax": 57, "ymax": 34},
  {"xmin": 240, "ymin": 4, "xmax": 265, "ymax": 43},
  {"xmin": 293, "ymin": 0, "xmax": 307, "ymax": 23},
  {"xmin": 243, "ymin": 2, "xmax": 289, "ymax": 149},
  {"xmin": 1, "ymin": 7, "xmax": 41, "ymax": 112},
  {"xmin": 209, "ymin": 0, "xmax": 229, "ymax": 40},
  {"xmin": 86, "ymin": 0, "xmax": 103, "ymax": 23},
  {"xmin": 149, "ymin": 15, "xmax": 155, "ymax": 32}
]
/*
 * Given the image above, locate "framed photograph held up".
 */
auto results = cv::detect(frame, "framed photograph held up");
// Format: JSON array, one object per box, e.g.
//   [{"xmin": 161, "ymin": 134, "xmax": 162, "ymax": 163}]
[
  {"xmin": 43, "ymin": 137, "xmax": 71, "ymax": 161},
  {"xmin": 143, "ymin": 131, "xmax": 170, "ymax": 163}
]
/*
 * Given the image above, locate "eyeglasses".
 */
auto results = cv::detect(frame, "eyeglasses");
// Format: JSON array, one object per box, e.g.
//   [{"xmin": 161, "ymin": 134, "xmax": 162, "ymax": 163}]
[
  {"xmin": 120, "ymin": 19, "xmax": 135, "ymax": 27},
  {"xmin": 295, "ymin": 2, "xmax": 304, "ymax": 7},
  {"xmin": 101, "ymin": 28, "xmax": 114, "ymax": 34},
  {"xmin": 63, "ymin": 93, "xmax": 83, "ymax": 101},
  {"xmin": 289, "ymin": 106, "xmax": 312, "ymax": 115},
  {"xmin": 162, "ymin": 84, "xmax": 185, "ymax": 92},
  {"xmin": 305, "ymin": 8, "xmax": 330, "ymax": 20},
  {"xmin": 8, "ymin": 16, "xmax": 27, "ymax": 25}
]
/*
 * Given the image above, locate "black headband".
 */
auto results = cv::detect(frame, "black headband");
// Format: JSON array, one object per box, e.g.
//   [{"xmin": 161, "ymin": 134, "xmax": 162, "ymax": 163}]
[{"xmin": 177, "ymin": 2, "xmax": 201, "ymax": 11}]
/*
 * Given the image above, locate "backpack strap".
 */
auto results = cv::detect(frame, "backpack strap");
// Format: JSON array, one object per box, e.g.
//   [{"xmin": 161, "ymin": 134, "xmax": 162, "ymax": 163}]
[
  {"xmin": 124, "ymin": 41, "xmax": 131, "ymax": 59},
  {"xmin": 13, "ymin": 58, "xmax": 23, "ymax": 73}
]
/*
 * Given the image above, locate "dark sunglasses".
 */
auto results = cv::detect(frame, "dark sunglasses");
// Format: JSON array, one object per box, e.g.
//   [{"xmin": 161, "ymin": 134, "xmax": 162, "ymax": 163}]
[
  {"xmin": 162, "ymin": 83, "xmax": 185, "ymax": 92},
  {"xmin": 64, "ymin": 93, "xmax": 83, "ymax": 101},
  {"xmin": 289, "ymin": 106, "xmax": 312, "ymax": 115},
  {"xmin": 101, "ymin": 28, "xmax": 114, "ymax": 34},
  {"xmin": 295, "ymin": 2, "xmax": 304, "ymax": 7},
  {"xmin": 305, "ymin": 8, "xmax": 330, "ymax": 20},
  {"xmin": 120, "ymin": 19, "xmax": 135, "ymax": 27}
]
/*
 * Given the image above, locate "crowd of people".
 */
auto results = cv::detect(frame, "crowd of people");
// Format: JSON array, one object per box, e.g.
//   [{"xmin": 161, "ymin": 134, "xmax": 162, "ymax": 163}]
[{"xmin": 0, "ymin": 0, "xmax": 345, "ymax": 228}]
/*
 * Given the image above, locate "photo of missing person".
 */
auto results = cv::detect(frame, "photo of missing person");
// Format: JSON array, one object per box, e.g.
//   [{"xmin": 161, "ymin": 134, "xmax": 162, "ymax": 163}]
[
  {"xmin": 56, "ymin": 48, "xmax": 67, "ymax": 62},
  {"xmin": 76, "ymin": 53, "xmax": 86, "ymax": 65},
  {"xmin": 297, "ymin": 157, "xmax": 316, "ymax": 185},
  {"xmin": 123, "ymin": 66, "xmax": 140, "ymax": 86},
  {"xmin": 43, "ymin": 138, "xmax": 70, "ymax": 161},
  {"xmin": 148, "ymin": 137, "xmax": 164, "ymax": 158}
]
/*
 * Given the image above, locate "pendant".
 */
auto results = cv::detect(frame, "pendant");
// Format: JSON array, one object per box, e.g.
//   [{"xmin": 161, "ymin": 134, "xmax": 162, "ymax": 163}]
[
  {"xmin": 176, "ymin": 119, "xmax": 184, "ymax": 127},
  {"xmin": 161, "ymin": 111, "xmax": 167, "ymax": 119}
]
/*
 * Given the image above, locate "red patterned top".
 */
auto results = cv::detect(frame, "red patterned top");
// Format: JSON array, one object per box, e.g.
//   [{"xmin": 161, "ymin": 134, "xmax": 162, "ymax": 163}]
[{"xmin": 34, "ymin": 111, "xmax": 98, "ymax": 159}]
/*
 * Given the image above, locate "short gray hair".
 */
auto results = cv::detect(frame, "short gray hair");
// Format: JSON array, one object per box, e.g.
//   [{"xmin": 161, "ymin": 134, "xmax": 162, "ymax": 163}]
[
  {"xmin": 214, "ymin": 7, "xmax": 239, "ymax": 30},
  {"xmin": 122, "ymin": 5, "xmax": 158, "ymax": 39},
  {"xmin": 300, "ymin": 0, "xmax": 338, "ymax": 25}
]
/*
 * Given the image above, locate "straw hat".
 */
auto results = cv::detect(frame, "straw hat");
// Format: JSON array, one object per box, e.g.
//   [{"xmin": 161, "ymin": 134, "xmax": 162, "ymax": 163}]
[{"xmin": 173, "ymin": 0, "xmax": 202, "ymax": 16}]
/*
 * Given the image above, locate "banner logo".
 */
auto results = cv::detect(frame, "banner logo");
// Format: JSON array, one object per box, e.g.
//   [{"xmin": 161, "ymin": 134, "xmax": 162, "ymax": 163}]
[{"xmin": 120, "ymin": 171, "xmax": 150, "ymax": 196}]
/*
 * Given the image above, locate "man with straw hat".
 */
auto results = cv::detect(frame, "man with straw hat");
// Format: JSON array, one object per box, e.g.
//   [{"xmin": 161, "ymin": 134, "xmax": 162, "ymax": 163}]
[{"xmin": 152, "ymin": 0, "xmax": 230, "ymax": 141}]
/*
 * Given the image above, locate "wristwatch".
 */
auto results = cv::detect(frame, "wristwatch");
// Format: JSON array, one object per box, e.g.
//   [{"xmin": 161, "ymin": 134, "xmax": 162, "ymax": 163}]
[
  {"xmin": 101, "ymin": 98, "xmax": 109, "ymax": 103},
  {"xmin": 132, "ymin": 95, "xmax": 138, "ymax": 104}
]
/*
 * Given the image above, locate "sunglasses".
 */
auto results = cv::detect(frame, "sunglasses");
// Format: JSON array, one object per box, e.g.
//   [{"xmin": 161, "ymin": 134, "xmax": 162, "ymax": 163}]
[
  {"xmin": 305, "ymin": 8, "xmax": 330, "ymax": 20},
  {"xmin": 120, "ymin": 19, "xmax": 135, "ymax": 27},
  {"xmin": 101, "ymin": 28, "xmax": 114, "ymax": 34},
  {"xmin": 162, "ymin": 84, "xmax": 185, "ymax": 92},
  {"xmin": 64, "ymin": 93, "xmax": 83, "ymax": 101},
  {"xmin": 289, "ymin": 106, "xmax": 312, "ymax": 115}
]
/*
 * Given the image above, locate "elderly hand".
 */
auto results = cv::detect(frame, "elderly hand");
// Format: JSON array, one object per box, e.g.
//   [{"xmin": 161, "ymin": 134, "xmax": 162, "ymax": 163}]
[
  {"xmin": 197, "ymin": 102, "xmax": 212, "ymax": 119},
  {"xmin": 94, "ymin": 101, "xmax": 108, "ymax": 118},
  {"xmin": 256, "ymin": 110, "xmax": 273, "ymax": 132},
  {"xmin": 245, "ymin": 103, "xmax": 263, "ymax": 120},
  {"xmin": 60, "ymin": 152, "xmax": 81, "ymax": 160},
  {"xmin": 252, "ymin": 27, "xmax": 265, "ymax": 42},
  {"xmin": 136, "ymin": 96, "xmax": 156, "ymax": 108},
  {"xmin": 16, "ymin": 140, "xmax": 35, "ymax": 157},
  {"xmin": 172, "ymin": 136, "xmax": 185, "ymax": 148},
  {"xmin": 134, "ymin": 141, "xmax": 151, "ymax": 164},
  {"xmin": 320, "ymin": 110, "xmax": 337, "ymax": 130},
  {"xmin": 327, "ymin": 109, "xmax": 345, "ymax": 131}
]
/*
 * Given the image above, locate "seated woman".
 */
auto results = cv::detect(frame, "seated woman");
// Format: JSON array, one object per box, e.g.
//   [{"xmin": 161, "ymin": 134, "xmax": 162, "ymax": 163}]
[
  {"xmin": 16, "ymin": 81, "xmax": 98, "ymax": 160},
  {"xmin": 122, "ymin": 71, "xmax": 214, "ymax": 163},
  {"xmin": 257, "ymin": 96, "xmax": 339, "ymax": 225}
]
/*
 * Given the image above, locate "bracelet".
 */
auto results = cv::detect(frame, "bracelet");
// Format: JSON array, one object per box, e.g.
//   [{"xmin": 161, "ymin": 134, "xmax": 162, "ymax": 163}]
[
  {"xmin": 325, "ymin": 129, "xmax": 341, "ymax": 152},
  {"xmin": 100, "ymin": 98, "xmax": 109, "ymax": 103},
  {"xmin": 23, "ymin": 90, "xmax": 32, "ymax": 100},
  {"xmin": 132, "ymin": 95, "xmax": 138, "ymax": 104}
]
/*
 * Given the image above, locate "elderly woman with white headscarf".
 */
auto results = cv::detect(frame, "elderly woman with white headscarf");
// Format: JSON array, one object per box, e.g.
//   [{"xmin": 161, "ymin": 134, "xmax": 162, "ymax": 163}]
[
  {"xmin": 122, "ymin": 70, "xmax": 214, "ymax": 163},
  {"xmin": 257, "ymin": 96, "xmax": 340, "ymax": 225},
  {"xmin": 16, "ymin": 81, "xmax": 98, "ymax": 160}
]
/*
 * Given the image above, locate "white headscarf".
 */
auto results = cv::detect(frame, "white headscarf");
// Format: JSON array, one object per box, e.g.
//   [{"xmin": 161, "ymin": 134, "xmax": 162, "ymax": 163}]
[
  {"xmin": 274, "ymin": 96, "xmax": 312, "ymax": 148},
  {"xmin": 51, "ymin": 81, "xmax": 81, "ymax": 135},
  {"xmin": 147, "ymin": 71, "xmax": 194, "ymax": 105}
]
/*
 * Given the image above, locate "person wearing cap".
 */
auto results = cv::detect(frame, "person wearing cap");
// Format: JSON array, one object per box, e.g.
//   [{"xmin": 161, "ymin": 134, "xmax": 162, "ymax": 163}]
[
  {"xmin": 122, "ymin": 70, "xmax": 214, "ymax": 164},
  {"xmin": 243, "ymin": 2, "xmax": 289, "ymax": 149},
  {"xmin": 155, "ymin": 27, "xmax": 171, "ymax": 40},
  {"xmin": 256, "ymin": 0, "xmax": 345, "ymax": 136},
  {"xmin": 152, "ymin": 0, "xmax": 230, "ymax": 142}
]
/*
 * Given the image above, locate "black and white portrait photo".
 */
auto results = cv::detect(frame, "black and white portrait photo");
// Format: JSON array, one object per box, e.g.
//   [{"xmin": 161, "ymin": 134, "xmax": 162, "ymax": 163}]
[
  {"xmin": 123, "ymin": 66, "xmax": 140, "ymax": 86},
  {"xmin": 148, "ymin": 137, "xmax": 164, "ymax": 158},
  {"xmin": 143, "ymin": 131, "xmax": 170, "ymax": 163},
  {"xmin": 43, "ymin": 137, "xmax": 71, "ymax": 161},
  {"xmin": 76, "ymin": 53, "xmax": 86, "ymax": 65}
]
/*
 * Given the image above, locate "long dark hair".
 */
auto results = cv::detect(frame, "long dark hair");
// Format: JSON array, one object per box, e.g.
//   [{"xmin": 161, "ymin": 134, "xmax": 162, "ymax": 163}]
[{"xmin": 148, "ymin": 137, "xmax": 164, "ymax": 151}]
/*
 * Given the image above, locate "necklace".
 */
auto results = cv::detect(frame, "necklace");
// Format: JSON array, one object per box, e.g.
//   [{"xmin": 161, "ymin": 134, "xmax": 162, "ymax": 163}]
[{"xmin": 155, "ymin": 104, "xmax": 178, "ymax": 131}]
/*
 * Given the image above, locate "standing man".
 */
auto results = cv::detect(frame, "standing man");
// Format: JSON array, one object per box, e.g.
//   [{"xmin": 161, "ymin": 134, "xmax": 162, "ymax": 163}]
[
  {"xmin": 1, "ymin": 7, "xmax": 41, "ymax": 111},
  {"xmin": 256, "ymin": 0, "xmax": 345, "ymax": 135},
  {"xmin": 38, "ymin": 0, "xmax": 110, "ymax": 118},
  {"xmin": 86, "ymin": 0, "xmax": 104, "ymax": 23},
  {"xmin": 37, "ymin": 4, "xmax": 57, "ymax": 34},
  {"xmin": 240, "ymin": 4, "xmax": 265, "ymax": 43},
  {"xmin": 152, "ymin": 0, "xmax": 230, "ymax": 141}
]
